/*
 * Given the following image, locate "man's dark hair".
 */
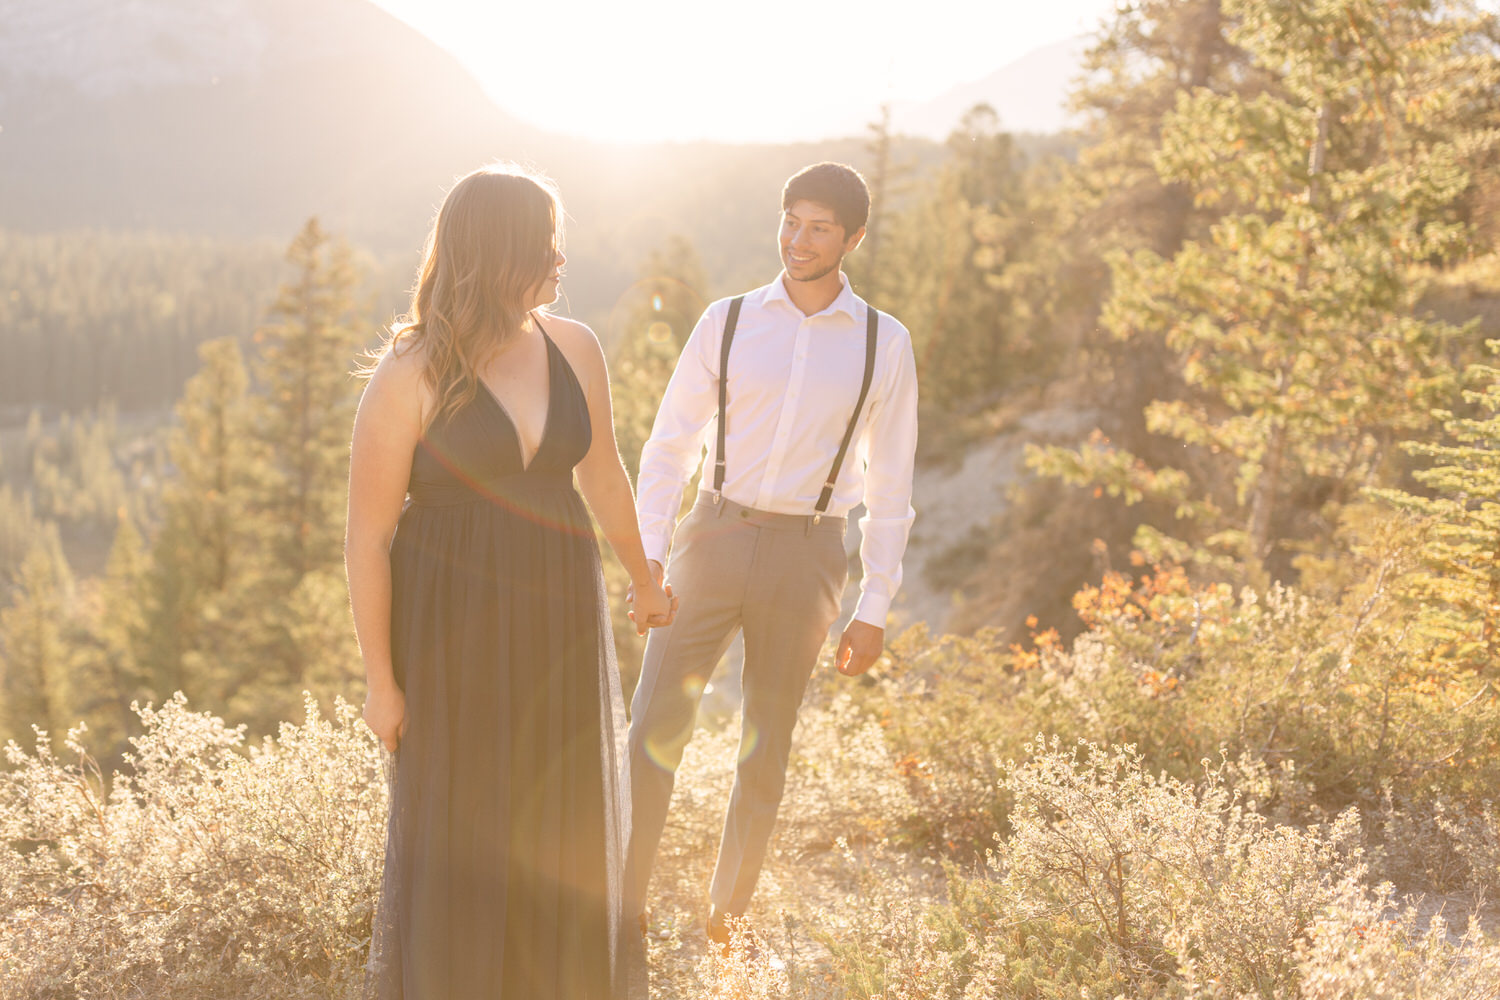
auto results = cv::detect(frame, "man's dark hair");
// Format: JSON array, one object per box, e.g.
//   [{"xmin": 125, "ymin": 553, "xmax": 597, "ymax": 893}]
[{"xmin": 781, "ymin": 162, "xmax": 870, "ymax": 236}]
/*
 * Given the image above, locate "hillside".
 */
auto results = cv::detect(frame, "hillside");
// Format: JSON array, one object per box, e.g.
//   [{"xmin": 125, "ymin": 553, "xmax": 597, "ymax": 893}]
[{"xmin": 0, "ymin": 0, "xmax": 1084, "ymax": 327}]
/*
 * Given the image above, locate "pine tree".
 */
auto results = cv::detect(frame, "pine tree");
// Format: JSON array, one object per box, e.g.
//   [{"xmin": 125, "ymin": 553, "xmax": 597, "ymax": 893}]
[
  {"xmin": 0, "ymin": 529, "xmax": 73, "ymax": 744},
  {"xmin": 238, "ymin": 219, "xmax": 365, "ymax": 714},
  {"xmin": 1034, "ymin": 0, "xmax": 1499, "ymax": 585},
  {"xmin": 608, "ymin": 236, "xmax": 709, "ymax": 479},
  {"xmin": 252, "ymin": 219, "xmax": 364, "ymax": 584},
  {"xmin": 71, "ymin": 513, "xmax": 150, "ymax": 760},
  {"xmin": 1070, "ymin": 0, "xmax": 1253, "ymax": 257},
  {"xmin": 0, "ymin": 485, "xmax": 47, "ymax": 596},
  {"xmin": 877, "ymin": 104, "xmax": 1033, "ymax": 418},
  {"xmin": 140, "ymin": 337, "xmax": 260, "ymax": 706},
  {"xmin": 1375, "ymin": 344, "xmax": 1500, "ymax": 668}
]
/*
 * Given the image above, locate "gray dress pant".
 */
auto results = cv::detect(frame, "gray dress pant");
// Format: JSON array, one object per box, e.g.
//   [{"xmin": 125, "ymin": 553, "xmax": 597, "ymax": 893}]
[{"xmin": 625, "ymin": 495, "xmax": 848, "ymax": 916}]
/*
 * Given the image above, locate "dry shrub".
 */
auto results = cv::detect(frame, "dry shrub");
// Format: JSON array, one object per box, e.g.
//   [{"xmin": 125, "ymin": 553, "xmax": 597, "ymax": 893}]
[
  {"xmin": 1296, "ymin": 885, "xmax": 1500, "ymax": 1000},
  {"xmin": 854, "ymin": 562, "xmax": 1500, "ymax": 865},
  {"xmin": 783, "ymin": 692, "xmax": 919, "ymax": 851},
  {"xmin": 823, "ymin": 738, "xmax": 1500, "ymax": 1000},
  {"xmin": 0, "ymin": 693, "xmax": 385, "ymax": 1000},
  {"xmin": 1377, "ymin": 790, "xmax": 1500, "ymax": 897},
  {"xmin": 998, "ymin": 738, "xmax": 1363, "ymax": 997}
]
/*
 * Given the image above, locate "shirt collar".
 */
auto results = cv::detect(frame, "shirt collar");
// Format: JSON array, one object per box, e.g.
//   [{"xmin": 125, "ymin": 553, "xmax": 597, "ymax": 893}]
[{"xmin": 764, "ymin": 270, "xmax": 860, "ymax": 321}]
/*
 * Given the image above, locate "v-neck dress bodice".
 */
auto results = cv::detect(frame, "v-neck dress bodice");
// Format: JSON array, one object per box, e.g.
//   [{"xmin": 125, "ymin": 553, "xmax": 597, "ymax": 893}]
[
  {"xmin": 370, "ymin": 324, "xmax": 644, "ymax": 1000},
  {"xmin": 406, "ymin": 330, "xmax": 589, "ymax": 505}
]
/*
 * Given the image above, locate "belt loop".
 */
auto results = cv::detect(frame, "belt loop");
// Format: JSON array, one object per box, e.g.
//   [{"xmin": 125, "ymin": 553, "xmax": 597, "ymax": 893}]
[
  {"xmin": 716, "ymin": 496, "xmax": 727, "ymax": 518},
  {"xmin": 805, "ymin": 515, "xmax": 814, "ymax": 536}
]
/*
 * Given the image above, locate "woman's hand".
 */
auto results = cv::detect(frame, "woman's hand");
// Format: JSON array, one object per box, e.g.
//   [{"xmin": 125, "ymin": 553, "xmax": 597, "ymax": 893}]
[
  {"xmin": 628, "ymin": 574, "xmax": 678, "ymax": 636},
  {"xmin": 364, "ymin": 685, "xmax": 407, "ymax": 752}
]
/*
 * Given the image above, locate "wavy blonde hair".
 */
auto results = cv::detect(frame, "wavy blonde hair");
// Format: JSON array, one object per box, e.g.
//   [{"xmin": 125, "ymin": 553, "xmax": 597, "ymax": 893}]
[{"xmin": 375, "ymin": 164, "xmax": 562, "ymax": 427}]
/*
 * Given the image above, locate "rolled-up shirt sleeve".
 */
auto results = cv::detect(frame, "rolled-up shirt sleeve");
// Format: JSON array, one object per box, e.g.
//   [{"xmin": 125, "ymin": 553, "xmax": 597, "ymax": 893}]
[
  {"xmin": 852, "ymin": 330, "xmax": 919, "ymax": 627},
  {"xmin": 635, "ymin": 302, "xmax": 722, "ymax": 565}
]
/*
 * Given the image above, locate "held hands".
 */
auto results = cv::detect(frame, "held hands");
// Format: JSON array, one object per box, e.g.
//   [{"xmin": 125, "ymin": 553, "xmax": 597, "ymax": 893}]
[
  {"xmin": 627, "ymin": 559, "xmax": 678, "ymax": 636},
  {"xmin": 363, "ymin": 684, "xmax": 407, "ymax": 752},
  {"xmin": 835, "ymin": 620, "xmax": 885, "ymax": 676}
]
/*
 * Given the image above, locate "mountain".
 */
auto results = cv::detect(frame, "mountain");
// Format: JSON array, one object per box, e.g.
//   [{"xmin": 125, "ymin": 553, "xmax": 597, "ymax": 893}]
[
  {"xmin": 0, "ymin": 2, "xmax": 1080, "ymax": 324},
  {"xmin": 0, "ymin": 0, "xmax": 541, "ymax": 247},
  {"xmin": 890, "ymin": 36, "xmax": 1089, "ymax": 139}
]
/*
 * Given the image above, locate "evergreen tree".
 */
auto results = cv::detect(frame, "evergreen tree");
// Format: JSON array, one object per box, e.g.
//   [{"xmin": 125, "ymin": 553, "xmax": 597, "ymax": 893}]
[
  {"xmin": 608, "ymin": 236, "xmax": 709, "ymax": 479},
  {"xmin": 252, "ymin": 219, "xmax": 365, "ymax": 584},
  {"xmin": 1375, "ymin": 343, "xmax": 1500, "ymax": 668},
  {"xmin": 1070, "ymin": 0, "xmax": 1254, "ymax": 257},
  {"xmin": 0, "ymin": 486, "xmax": 48, "ymax": 599},
  {"xmin": 877, "ymin": 105, "xmax": 1035, "ymax": 421},
  {"xmin": 140, "ymin": 337, "xmax": 260, "ymax": 706},
  {"xmin": 237, "ymin": 219, "xmax": 366, "ymax": 714},
  {"xmin": 0, "ymin": 530, "xmax": 73, "ymax": 744},
  {"xmin": 70, "ymin": 513, "xmax": 150, "ymax": 760},
  {"xmin": 1034, "ymin": 0, "xmax": 1498, "ymax": 585}
]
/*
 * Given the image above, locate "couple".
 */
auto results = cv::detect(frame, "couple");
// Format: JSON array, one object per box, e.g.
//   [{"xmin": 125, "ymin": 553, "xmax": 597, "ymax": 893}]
[{"xmin": 346, "ymin": 160, "xmax": 918, "ymax": 999}]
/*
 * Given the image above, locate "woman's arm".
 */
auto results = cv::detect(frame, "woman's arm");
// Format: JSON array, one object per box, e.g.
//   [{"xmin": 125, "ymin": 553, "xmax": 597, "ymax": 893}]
[
  {"xmin": 345, "ymin": 344, "xmax": 426, "ymax": 750},
  {"xmin": 552, "ymin": 317, "xmax": 676, "ymax": 633}
]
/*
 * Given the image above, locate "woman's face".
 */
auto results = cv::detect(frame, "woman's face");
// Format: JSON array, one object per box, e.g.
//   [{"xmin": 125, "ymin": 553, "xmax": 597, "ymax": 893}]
[{"xmin": 527, "ymin": 244, "xmax": 566, "ymax": 311}]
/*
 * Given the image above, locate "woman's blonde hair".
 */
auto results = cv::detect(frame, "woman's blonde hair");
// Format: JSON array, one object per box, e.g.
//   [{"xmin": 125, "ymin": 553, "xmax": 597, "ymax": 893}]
[{"xmin": 375, "ymin": 163, "xmax": 561, "ymax": 427}]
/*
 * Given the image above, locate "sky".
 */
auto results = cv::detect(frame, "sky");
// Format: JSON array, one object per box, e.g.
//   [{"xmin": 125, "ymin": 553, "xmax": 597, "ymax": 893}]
[{"xmin": 369, "ymin": 0, "xmax": 1119, "ymax": 144}]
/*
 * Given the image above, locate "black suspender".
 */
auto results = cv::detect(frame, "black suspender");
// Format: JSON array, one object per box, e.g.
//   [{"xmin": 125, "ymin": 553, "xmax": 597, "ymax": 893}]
[
  {"xmin": 712, "ymin": 297, "xmax": 880, "ymax": 522},
  {"xmin": 818, "ymin": 304, "xmax": 880, "ymax": 519},
  {"xmin": 711, "ymin": 296, "xmax": 744, "ymax": 500}
]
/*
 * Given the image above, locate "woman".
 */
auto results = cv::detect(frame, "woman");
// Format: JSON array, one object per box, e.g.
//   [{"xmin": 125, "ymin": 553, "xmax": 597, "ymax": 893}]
[{"xmin": 346, "ymin": 164, "xmax": 669, "ymax": 999}]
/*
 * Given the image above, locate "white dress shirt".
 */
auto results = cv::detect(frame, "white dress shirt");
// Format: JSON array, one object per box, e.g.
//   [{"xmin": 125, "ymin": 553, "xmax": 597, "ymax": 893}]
[{"xmin": 636, "ymin": 272, "xmax": 919, "ymax": 627}]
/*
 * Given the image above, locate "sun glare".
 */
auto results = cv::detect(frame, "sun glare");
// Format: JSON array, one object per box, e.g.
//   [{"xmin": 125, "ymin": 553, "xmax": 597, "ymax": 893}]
[{"xmin": 371, "ymin": 0, "xmax": 1116, "ymax": 143}]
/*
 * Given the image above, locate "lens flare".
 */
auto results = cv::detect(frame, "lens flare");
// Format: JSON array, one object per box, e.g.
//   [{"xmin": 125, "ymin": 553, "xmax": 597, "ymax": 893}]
[
  {"xmin": 644, "ymin": 725, "xmax": 691, "ymax": 773},
  {"xmin": 411, "ymin": 438, "xmax": 593, "ymax": 538},
  {"xmin": 737, "ymin": 719, "xmax": 760, "ymax": 765},
  {"xmin": 647, "ymin": 321, "xmax": 672, "ymax": 344}
]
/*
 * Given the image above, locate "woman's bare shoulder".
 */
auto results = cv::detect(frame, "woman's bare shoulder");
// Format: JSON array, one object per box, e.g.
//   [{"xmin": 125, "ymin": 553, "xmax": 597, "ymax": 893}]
[
  {"xmin": 540, "ymin": 314, "xmax": 607, "ymax": 384},
  {"xmin": 361, "ymin": 332, "xmax": 435, "ymax": 425}
]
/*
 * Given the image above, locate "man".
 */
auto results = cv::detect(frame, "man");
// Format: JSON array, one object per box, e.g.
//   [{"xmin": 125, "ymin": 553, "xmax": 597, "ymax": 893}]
[{"xmin": 625, "ymin": 161, "xmax": 919, "ymax": 948}]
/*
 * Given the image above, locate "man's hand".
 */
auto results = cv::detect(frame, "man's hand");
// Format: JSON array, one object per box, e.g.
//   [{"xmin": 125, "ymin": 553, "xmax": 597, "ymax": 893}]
[
  {"xmin": 627, "ymin": 560, "xmax": 677, "ymax": 634},
  {"xmin": 835, "ymin": 620, "xmax": 884, "ymax": 676}
]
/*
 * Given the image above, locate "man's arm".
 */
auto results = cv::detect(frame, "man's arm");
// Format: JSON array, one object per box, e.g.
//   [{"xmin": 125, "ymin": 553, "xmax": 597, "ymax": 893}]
[
  {"xmin": 635, "ymin": 301, "xmax": 724, "ymax": 568},
  {"xmin": 836, "ymin": 327, "xmax": 919, "ymax": 676}
]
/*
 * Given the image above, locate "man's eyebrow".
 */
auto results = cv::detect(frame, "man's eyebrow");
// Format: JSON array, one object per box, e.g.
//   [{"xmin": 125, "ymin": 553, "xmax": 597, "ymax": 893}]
[{"xmin": 783, "ymin": 211, "xmax": 836, "ymax": 224}]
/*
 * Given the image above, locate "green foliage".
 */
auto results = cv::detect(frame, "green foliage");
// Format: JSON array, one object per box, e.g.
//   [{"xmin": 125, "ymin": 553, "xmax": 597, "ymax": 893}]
[
  {"xmin": 22, "ymin": 405, "xmax": 145, "ymax": 532},
  {"xmin": 0, "ymin": 229, "xmax": 289, "ymax": 415},
  {"xmin": 226, "ymin": 220, "xmax": 365, "ymax": 728},
  {"xmin": 140, "ymin": 337, "xmax": 262, "ymax": 713},
  {"xmin": 0, "ymin": 535, "xmax": 74, "ymax": 745},
  {"xmin": 252, "ymin": 218, "xmax": 364, "ymax": 584},
  {"xmin": 67, "ymin": 513, "xmax": 152, "ymax": 764},
  {"xmin": 605, "ymin": 235, "xmax": 708, "ymax": 480},
  {"xmin": 1070, "ymin": 0, "xmax": 1254, "ymax": 256},
  {"xmin": 0, "ymin": 485, "xmax": 48, "ymax": 594},
  {"xmin": 1373, "ymin": 343, "xmax": 1500, "ymax": 667},
  {"xmin": 1041, "ymin": 0, "xmax": 1499, "ymax": 583},
  {"xmin": 875, "ymin": 107, "xmax": 1067, "ymax": 430}
]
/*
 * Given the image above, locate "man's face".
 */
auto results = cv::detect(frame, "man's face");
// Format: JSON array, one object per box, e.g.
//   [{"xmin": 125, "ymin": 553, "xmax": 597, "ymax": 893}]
[{"xmin": 779, "ymin": 200, "xmax": 862, "ymax": 283}]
